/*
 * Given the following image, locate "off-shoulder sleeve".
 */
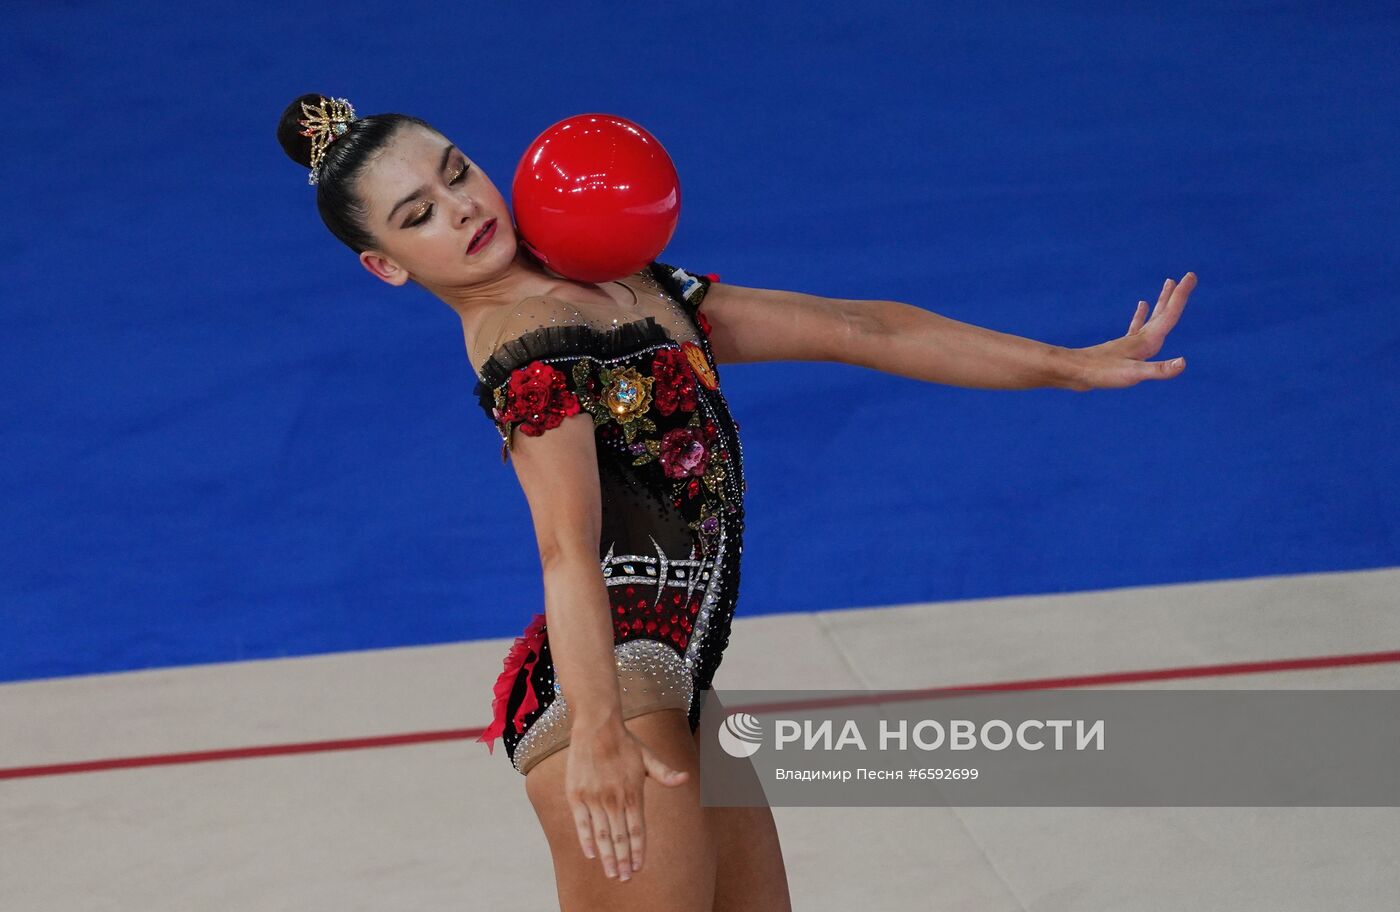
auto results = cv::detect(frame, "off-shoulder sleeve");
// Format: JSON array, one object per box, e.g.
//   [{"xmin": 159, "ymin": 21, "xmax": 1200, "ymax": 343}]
[
  {"xmin": 648, "ymin": 261, "xmax": 721, "ymax": 342},
  {"xmin": 471, "ymin": 317, "xmax": 672, "ymax": 463}
]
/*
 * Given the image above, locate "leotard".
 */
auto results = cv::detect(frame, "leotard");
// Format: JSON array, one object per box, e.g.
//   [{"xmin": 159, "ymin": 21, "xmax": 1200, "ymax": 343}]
[{"xmin": 473, "ymin": 261, "xmax": 747, "ymax": 775}]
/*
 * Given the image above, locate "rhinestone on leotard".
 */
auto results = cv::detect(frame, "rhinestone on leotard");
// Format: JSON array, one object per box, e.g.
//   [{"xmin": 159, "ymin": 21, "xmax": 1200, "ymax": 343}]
[
  {"xmin": 511, "ymin": 638, "xmax": 695, "ymax": 775},
  {"xmin": 476, "ymin": 263, "xmax": 747, "ymax": 773}
]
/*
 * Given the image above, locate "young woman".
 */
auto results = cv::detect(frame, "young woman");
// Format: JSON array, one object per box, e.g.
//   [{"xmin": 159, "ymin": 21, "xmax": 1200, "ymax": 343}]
[{"xmin": 277, "ymin": 94, "xmax": 1194, "ymax": 912}]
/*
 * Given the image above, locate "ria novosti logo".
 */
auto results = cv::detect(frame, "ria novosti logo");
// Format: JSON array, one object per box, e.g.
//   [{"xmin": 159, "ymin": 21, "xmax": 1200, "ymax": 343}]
[
  {"xmin": 717, "ymin": 710, "xmax": 1107, "ymax": 759},
  {"xmin": 717, "ymin": 712, "xmax": 764, "ymax": 758}
]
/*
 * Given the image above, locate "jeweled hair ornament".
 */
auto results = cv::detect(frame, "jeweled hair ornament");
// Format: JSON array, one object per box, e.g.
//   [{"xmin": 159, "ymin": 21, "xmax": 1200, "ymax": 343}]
[{"xmin": 297, "ymin": 96, "xmax": 358, "ymax": 185}]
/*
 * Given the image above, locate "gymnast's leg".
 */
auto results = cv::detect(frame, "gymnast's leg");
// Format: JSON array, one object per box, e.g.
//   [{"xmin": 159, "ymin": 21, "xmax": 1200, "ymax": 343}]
[
  {"xmin": 524, "ymin": 707, "xmax": 717, "ymax": 912},
  {"xmin": 696, "ymin": 725, "xmax": 794, "ymax": 912}
]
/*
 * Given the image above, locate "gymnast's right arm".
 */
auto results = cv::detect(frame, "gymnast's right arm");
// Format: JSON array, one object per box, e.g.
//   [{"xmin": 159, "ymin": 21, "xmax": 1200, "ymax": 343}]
[{"xmin": 506, "ymin": 403, "xmax": 690, "ymax": 879}]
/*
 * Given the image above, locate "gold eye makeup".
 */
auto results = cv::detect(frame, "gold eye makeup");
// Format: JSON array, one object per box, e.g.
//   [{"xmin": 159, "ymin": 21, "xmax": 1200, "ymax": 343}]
[{"xmin": 406, "ymin": 161, "xmax": 470, "ymax": 227}]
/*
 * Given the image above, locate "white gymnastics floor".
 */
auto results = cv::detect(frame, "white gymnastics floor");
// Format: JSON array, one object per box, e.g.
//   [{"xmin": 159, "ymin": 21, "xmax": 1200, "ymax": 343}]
[{"xmin": 3, "ymin": 566, "xmax": 1398, "ymax": 911}]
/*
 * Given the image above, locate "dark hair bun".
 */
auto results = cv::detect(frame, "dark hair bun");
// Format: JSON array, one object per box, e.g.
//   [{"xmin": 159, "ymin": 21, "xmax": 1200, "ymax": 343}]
[{"xmin": 276, "ymin": 93, "xmax": 327, "ymax": 169}]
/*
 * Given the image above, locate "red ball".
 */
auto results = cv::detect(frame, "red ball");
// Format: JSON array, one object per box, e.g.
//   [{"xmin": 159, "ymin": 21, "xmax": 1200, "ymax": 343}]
[{"xmin": 511, "ymin": 114, "xmax": 681, "ymax": 283}]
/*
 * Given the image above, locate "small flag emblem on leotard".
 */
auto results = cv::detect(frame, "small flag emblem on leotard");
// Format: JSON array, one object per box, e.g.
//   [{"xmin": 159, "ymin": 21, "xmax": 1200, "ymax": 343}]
[{"xmin": 672, "ymin": 267, "xmax": 703, "ymax": 301}]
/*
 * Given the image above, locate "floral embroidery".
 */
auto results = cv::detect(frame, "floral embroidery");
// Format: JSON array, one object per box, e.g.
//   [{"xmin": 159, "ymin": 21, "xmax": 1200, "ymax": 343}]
[
  {"xmin": 496, "ymin": 361, "xmax": 580, "ymax": 438},
  {"xmin": 476, "ymin": 265, "xmax": 744, "ymax": 766},
  {"xmin": 574, "ymin": 361, "xmax": 660, "ymax": 449},
  {"xmin": 599, "ymin": 364, "xmax": 653, "ymax": 422},
  {"xmin": 657, "ymin": 426, "xmax": 709, "ymax": 479},
  {"xmin": 650, "ymin": 347, "xmax": 699, "ymax": 416},
  {"xmin": 691, "ymin": 503, "xmax": 722, "ymax": 556},
  {"xmin": 488, "ymin": 322, "xmax": 732, "ymax": 513}
]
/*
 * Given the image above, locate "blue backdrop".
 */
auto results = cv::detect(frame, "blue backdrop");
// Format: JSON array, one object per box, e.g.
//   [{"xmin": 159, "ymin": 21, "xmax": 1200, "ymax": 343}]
[{"xmin": 2, "ymin": 1, "xmax": 1396, "ymax": 681}]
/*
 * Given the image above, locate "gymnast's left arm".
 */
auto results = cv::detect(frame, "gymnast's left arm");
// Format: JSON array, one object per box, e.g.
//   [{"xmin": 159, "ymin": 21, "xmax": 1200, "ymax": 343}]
[{"xmin": 699, "ymin": 272, "xmax": 1196, "ymax": 392}]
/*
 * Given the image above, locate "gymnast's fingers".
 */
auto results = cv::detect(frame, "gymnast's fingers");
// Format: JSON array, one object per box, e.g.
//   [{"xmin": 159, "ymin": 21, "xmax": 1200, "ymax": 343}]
[
  {"xmin": 1156, "ymin": 277, "xmax": 1175, "ymax": 313},
  {"xmin": 572, "ymin": 800, "xmax": 598, "ymax": 862},
  {"xmin": 1146, "ymin": 356, "xmax": 1186, "ymax": 380},
  {"xmin": 624, "ymin": 787, "xmax": 646, "ymax": 873},
  {"xmin": 591, "ymin": 799, "xmax": 620, "ymax": 879},
  {"xmin": 604, "ymin": 793, "xmax": 633, "ymax": 880},
  {"xmin": 1148, "ymin": 272, "xmax": 1194, "ymax": 339},
  {"xmin": 641, "ymin": 741, "xmax": 690, "ymax": 787},
  {"xmin": 1127, "ymin": 301, "xmax": 1148, "ymax": 336}
]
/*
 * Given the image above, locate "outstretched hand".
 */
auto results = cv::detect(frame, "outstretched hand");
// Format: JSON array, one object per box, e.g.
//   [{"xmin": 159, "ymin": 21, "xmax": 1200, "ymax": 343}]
[{"xmin": 1066, "ymin": 272, "xmax": 1196, "ymax": 391}]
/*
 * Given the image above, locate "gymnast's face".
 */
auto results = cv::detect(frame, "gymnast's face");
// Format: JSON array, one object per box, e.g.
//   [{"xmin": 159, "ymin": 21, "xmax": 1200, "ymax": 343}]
[{"xmin": 355, "ymin": 124, "xmax": 518, "ymax": 292}]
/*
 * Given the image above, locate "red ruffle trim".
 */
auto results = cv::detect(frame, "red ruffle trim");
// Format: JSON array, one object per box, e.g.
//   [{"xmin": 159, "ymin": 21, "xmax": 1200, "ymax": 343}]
[{"xmin": 477, "ymin": 611, "xmax": 549, "ymax": 755}]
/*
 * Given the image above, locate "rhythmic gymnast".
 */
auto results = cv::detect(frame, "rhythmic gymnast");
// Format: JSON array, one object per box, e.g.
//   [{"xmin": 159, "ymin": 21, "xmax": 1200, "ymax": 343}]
[{"xmin": 277, "ymin": 93, "xmax": 1194, "ymax": 912}]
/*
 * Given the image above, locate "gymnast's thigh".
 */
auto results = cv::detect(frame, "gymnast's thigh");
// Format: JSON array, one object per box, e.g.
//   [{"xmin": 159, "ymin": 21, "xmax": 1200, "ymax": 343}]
[{"xmin": 523, "ymin": 707, "xmax": 717, "ymax": 912}]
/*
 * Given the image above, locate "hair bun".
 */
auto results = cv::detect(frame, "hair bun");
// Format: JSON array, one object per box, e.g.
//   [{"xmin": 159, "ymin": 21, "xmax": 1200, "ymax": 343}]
[{"xmin": 276, "ymin": 93, "xmax": 326, "ymax": 169}]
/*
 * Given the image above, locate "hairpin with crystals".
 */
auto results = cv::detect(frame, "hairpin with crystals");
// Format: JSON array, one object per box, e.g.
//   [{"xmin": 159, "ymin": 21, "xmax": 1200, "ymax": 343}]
[{"xmin": 297, "ymin": 96, "xmax": 358, "ymax": 185}]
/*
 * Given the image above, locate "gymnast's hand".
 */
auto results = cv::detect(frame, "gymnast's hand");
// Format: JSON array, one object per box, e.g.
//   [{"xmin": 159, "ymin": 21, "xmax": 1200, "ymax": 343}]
[
  {"xmin": 565, "ymin": 715, "xmax": 690, "ymax": 882},
  {"xmin": 1065, "ymin": 272, "xmax": 1196, "ymax": 390}
]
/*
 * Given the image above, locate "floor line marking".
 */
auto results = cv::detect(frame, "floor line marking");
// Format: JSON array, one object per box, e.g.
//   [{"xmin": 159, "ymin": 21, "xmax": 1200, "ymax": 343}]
[{"xmin": 3, "ymin": 647, "xmax": 1396, "ymax": 781}]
